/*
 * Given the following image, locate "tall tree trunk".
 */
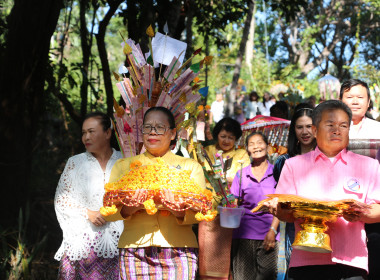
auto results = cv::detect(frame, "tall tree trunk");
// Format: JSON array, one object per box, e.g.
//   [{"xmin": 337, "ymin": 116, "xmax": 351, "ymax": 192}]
[
  {"xmin": 0, "ymin": 0, "xmax": 63, "ymax": 226},
  {"xmin": 79, "ymin": 0, "xmax": 90, "ymax": 116},
  {"xmin": 96, "ymin": 0, "xmax": 123, "ymax": 117},
  {"xmin": 185, "ymin": 0, "xmax": 194, "ymax": 59},
  {"xmin": 245, "ymin": 3, "xmax": 257, "ymax": 81},
  {"xmin": 226, "ymin": 0, "xmax": 255, "ymax": 117}
]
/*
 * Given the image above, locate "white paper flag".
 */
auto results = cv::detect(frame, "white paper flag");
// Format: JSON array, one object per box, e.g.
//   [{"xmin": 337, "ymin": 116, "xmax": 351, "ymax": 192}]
[{"xmin": 152, "ymin": 32, "xmax": 187, "ymax": 66}]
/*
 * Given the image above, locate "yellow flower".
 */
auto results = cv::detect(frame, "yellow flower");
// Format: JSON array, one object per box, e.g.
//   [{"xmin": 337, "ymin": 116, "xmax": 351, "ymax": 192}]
[
  {"xmin": 202, "ymin": 210, "xmax": 217, "ymax": 222},
  {"xmin": 195, "ymin": 212, "xmax": 205, "ymax": 221},
  {"xmin": 146, "ymin": 25, "xmax": 155, "ymax": 37},
  {"xmin": 143, "ymin": 199, "xmax": 158, "ymax": 215},
  {"xmin": 123, "ymin": 43, "xmax": 132, "ymax": 55},
  {"xmin": 204, "ymin": 214, "xmax": 215, "ymax": 222},
  {"xmin": 104, "ymin": 182, "xmax": 118, "ymax": 192},
  {"xmin": 100, "ymin": 205, "xmax": 117, "ymax": 216}
]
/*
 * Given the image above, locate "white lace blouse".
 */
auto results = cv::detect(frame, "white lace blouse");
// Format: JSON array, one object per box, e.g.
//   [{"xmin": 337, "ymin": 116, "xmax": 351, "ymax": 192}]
[{"xmin": 54, "ymin": 149, "xmax": 124, "ymax": 261}]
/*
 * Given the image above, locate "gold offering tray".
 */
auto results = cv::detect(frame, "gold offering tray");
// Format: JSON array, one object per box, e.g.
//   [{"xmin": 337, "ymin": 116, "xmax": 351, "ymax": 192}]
[{"xmin": 251, "ymin": 194, "xmax": 370, "ymax": 253}]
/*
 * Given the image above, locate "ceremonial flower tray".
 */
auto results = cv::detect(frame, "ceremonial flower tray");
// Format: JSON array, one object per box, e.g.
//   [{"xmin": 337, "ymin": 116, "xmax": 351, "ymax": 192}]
[
  {"xmin": 100, "ymin": 158, "xmax": 217, "ymax": 221},
  {"xmin": 251, "ymin": 194, "xmax": 371, "ymax": 253},
  {"xmin": 251, "ymin": 194, "xmax": 371, "ymax": 217}
]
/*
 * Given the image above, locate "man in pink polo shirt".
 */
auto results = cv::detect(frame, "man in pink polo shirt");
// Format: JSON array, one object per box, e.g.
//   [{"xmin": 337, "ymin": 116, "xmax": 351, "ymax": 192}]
[{"xmin": 265, "ymin": 100, "xmax": 380, "ymax": 280}]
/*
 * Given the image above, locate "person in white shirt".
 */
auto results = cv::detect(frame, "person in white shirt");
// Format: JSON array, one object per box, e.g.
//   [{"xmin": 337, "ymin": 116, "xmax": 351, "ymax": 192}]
[
  {"xmin": 209, "ymin": 93, "xmax": 225, "ymax": 124},
  {"xmin": 55, "ymin": 112, "xmax": 123, "ymax": 279},
  {"xmin": 258, "ymin": 91, "xmax": 275, "ymax": 116},
  {"xmin": 245, "ymin": 91, "xmax": 260, "ymax": 120},
  {"xmin": 340, "ymin": 79, "xmax": 380, "ymax": 280},
  {"xmin": 340, "ymin": 79, "xmax": 380, "ymax": 139}
]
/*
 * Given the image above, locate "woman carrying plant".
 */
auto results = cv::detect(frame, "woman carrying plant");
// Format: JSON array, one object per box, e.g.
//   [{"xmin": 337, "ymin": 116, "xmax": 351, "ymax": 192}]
[
  {"xmin": 199, "ymin": 117, "xmax": 250, "ymax": 280},
  {"xmin": 204, "ymin": 117, "xmax": 250, "ymax": 185},
  {"xmin": 230, "ymin": 131, "xmax": 280, "ymax": 280},
  {"xmin": 273, "ymin": 103, "xmax": 316, "ymax": 280},
  {"xmin": 103, "ymin": 107, "xmax": 206, "ymax": 280},
  {"xmin": 54, "ymin": 112, "xmax": 123, "ymax": 279}
]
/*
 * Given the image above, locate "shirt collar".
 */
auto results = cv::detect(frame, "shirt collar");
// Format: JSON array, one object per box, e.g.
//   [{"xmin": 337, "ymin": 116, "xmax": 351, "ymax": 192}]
[
  {"xmin": 351, "ymin": 116, "xmax": 366, "ymax": 127},
  {"xmin": 245, "ymin": 161, "xmax": 273, "ymax": 182},
  {"xmin": 144, "ymin": 149, "xmax": 174, "ymax": 161},
  {"xmin": 86, "ymin": 148, "xmax": 118, "ymax": 162},
  {"xmin": 313, "ymin": 146, "xmax": 348, "ymax": 164}
]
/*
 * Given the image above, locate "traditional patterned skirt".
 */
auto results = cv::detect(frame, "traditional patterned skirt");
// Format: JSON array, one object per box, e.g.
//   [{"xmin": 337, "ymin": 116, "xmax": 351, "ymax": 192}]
[
  {"xmin": 119, "ymin": 247, "xmax": 198, "ymax": 280},
  {"xmin": 231, "ymin": 238, "xmax": 278, "ymax": 280},
  {"xmin": 58, "ymin": 247, "xmax": 119, "ymax": 280},
  {"xmin": 198, "ymin": 217, "xmax": 233, "ymax": 280}
]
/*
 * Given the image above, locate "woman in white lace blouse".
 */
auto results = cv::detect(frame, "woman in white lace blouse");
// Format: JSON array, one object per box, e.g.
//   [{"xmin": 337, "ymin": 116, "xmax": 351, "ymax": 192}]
[{"xmin": 54, "ymin": 112, "xmax": 123, "ymax": 279}]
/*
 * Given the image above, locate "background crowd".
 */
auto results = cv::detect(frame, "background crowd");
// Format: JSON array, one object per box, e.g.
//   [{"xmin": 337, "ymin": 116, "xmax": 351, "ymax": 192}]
[{"xmin": 53, "ymin": 79, "xmax": 380, "ymax": 279}]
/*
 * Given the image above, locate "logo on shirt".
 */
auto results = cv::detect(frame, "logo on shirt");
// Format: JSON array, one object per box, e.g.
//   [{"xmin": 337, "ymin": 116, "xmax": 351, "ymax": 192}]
[{"xmin": 344, "ymin": 178, "xmax": 361, "ymax": 193}]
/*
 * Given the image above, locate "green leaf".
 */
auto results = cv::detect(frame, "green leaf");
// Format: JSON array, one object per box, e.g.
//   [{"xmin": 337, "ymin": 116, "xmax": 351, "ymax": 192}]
[
  {"xmin": 190, "ymin": 62, "xmax": 200, "ymax": 73},
  {"xmin": 147, "ymin": 55, "xmax": 154, "ymax": 66}
]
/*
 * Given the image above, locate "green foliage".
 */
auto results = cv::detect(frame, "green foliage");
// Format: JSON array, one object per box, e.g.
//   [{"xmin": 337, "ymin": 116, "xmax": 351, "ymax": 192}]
[
  {"xmin": 194, "ymin": 0, "xmax": 247, "ymax": 47},
  {"xmin": 0, "ymin": 204, "xmax": 49, "ymax": 280},
  {"xmin": 269, "ymin": 0, "xmax": 310, "ymax": 22},
  {"xmin": 0, "ymin": 0, "xmax": 13, "ymax": 44}
]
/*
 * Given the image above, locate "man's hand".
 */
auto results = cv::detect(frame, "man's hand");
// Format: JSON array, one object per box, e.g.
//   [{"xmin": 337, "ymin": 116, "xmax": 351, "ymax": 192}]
[
  {"xmin": 343, "ymin": 213, "xmax": 362, "ymax": 223},
  {"xmin": 344, "ymin": 203, "xmax": 380, "ymax": 224},
  {"xmin": 263, "ymin": 197, "xmax": 295, "ymax": 223},
  {"xmin": 88, "ymin": 209, "xmax": 107, "ymax": 226}
]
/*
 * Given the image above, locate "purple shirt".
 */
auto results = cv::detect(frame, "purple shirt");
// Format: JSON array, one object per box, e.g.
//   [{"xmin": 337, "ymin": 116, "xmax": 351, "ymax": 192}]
[{"xmin": 230, "ymin": 162, "xmax": 279, "ymax": 240}]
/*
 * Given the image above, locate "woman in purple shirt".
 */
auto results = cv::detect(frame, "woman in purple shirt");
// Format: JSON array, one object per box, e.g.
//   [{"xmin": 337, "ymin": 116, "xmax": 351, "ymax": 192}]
[{"xmin": 230, "ymin": 132, "xmax": 280, "ymax": 280}]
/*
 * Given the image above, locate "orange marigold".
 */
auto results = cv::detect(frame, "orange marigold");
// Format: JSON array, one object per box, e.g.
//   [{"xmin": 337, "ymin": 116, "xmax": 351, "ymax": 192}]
[
  {"xmin": 204, "ymin": 210, "xmax": 218, "ymax": 222},
  {"xmin": 143, "ymin": 199, "xmax": 158, "ymax": 215},
  {"xmin": 195, "ymin": 212, "xmax": 205, "ymax": 221},
  {"xmin": 130, "ymin": 160, "xmax": 142, "ymax": 169},
  {"xmin": 100, "ymin": 205, "xmax": 118, "ymax": 216}
]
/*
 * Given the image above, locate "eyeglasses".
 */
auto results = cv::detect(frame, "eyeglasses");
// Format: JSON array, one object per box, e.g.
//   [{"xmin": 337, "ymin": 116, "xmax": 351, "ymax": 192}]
[{"xmin": 141, "ymin": 124, "xmax": 170, "ymax": 135}]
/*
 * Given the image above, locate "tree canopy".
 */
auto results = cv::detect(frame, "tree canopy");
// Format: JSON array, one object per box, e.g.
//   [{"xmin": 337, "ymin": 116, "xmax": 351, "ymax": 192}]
[{"xmin": 0, "ymin": 0, "xmax": 379, "ymax": 277}]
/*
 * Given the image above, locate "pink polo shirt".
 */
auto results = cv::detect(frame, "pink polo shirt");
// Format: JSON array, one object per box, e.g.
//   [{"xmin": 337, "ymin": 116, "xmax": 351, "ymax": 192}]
[{"xmin": 276, "ymin": 147, "xmax": 380, "ymax": 272}]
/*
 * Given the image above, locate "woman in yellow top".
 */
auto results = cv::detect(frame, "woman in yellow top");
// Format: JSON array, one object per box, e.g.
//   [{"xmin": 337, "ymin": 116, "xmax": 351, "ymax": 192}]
[
  {"xmin": 104, "ymin": 107, "xmax": 206, "ymax": 280},
  {"xmin": 204, "ymin": 117, "xmax": 250, "ymax": 184},
  {"xmin": 199, "ymin": 117, "xmax": 250, "ymax": 280}
]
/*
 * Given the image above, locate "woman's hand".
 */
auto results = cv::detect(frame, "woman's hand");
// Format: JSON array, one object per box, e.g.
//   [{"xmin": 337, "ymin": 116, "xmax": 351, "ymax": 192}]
[
  {"xmin": 88, "ymin": 209, "xmax": 107, "ymax": 227},
  {"xmin": 161, "ymin": 189, "xmax": 186, "ymax": 218},
  {"xmin": 263, "ymin": 229, "xmax": 276, "ymax": 251},
  {"xmin": 120, "ymin": 189, "xmax": 147, "ymax": 218}
]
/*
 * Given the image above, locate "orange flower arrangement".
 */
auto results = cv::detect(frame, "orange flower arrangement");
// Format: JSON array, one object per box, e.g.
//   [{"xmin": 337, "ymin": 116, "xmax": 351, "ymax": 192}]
[{"xmin": 101, "ymin": 158, "xmax": 214, "ymax": 221}]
